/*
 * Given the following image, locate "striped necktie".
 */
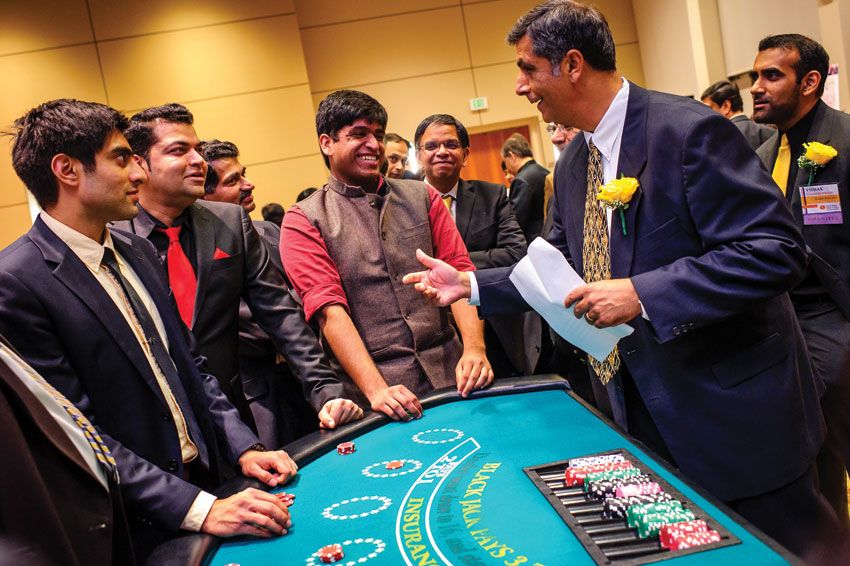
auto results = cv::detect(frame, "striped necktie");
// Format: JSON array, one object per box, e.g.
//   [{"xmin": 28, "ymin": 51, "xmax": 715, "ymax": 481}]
[
  {"xmin": 582, "ymin": 142, "xmax": 620, "ymax": 385},
  {"xmin": 14, "ymin": 353, "xmax": 118, "ymax": 479}
]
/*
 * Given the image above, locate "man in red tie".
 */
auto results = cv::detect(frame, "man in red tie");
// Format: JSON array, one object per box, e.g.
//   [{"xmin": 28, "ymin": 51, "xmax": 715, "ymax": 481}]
[{"xmin": 113, "ymin": 104, "xmax": 361, "ymax": 436}]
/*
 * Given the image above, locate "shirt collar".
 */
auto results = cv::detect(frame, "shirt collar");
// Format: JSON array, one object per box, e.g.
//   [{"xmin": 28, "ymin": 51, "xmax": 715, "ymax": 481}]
[
  {"xmin": 583, "ymin": 78, "xmax": 630, "ymax": 162},
  {"xmin": 425, "ymin": 179, "xmax": 459, "ymax": 199},
  {"xmin": 39, "ymin": 211, "xmax": 118, "ymax": 273}
]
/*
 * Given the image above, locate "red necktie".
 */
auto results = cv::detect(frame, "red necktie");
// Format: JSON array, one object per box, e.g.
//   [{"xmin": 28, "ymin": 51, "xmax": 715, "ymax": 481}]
[{"xmin": 157, "ymin": 226, "xmax": 196, "ymax": 327}]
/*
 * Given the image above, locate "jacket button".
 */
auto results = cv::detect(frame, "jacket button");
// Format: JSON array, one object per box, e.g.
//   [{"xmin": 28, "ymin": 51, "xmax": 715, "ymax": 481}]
[
  {"xmin": 404, "ymin": 314, "xmax": 410, "ymax": 320},
  {"xmin": 381, "ymin": 232, "xmax": 387, "ymax": 240},
  {"xmin": 672, "ymin": 326, "xmax": 680, "ymax": 336},
  {"xmin": 166, "ymin": 460, "xmax": 179, "ymax": 472},
  {"xmin": 393, "ymin": 273, "xmax": 399, "ymax": 280},
  {"xmin": 161, "ymin": 412, "xmax": 171, "ymax": 422}
]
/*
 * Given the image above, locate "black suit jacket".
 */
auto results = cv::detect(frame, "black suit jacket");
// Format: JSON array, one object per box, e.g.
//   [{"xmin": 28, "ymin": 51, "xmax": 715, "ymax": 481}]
[
  {"xmin": 113, "ymin": 201, "xmax": 342, "ymax": 419},
  {"xmin": 509, "ymin": 159, "xmax": 549, "ymax": 243},
  {"xmin": 477, "ymin": 84, "xmax": 824, "ymax": 501},
  {"xmin": 0, "ymin": 336, "xmax": 135, "ymax": 566},
  {"xmin": 731, "ymin": 114, "xmax": 774, "ymax": 150},
  {"xmin": 0, "ymin": 219, "xmax": 258, "ymax": 534},
  {"xmin": 756, "ymin": 101, "xmax": 850, "ymax": 321}
]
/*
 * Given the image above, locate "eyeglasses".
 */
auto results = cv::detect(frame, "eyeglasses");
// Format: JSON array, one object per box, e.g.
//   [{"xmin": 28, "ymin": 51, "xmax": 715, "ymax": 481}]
[
  {"xmin": 546, "ymin": 123, "xmax": 572, "ymax": 136},
  {"xmin": 418, "ymin": 140, "xmax": 462, "ymax": 152}
]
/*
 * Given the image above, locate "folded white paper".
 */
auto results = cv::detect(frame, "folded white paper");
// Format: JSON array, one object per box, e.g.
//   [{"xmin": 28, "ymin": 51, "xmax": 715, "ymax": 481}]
[{"xmin": 509, "ymin": 238, "xmax": 633, "ymax": 360}]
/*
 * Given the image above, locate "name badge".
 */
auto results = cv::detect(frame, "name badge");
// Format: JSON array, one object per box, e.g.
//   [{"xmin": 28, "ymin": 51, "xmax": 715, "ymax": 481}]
[{"xmin": 801, "ymin": 183, "xmax": 842, "ymax": 225}]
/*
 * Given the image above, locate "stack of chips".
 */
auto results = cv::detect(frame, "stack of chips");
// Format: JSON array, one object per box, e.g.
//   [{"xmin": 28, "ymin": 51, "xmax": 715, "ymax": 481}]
[
  {"xmin": 274, "ymin": 492, "xmax": 295, "ymax": 506},
  {"xmin": 586, "ymin": 474, "xmax": 654, "ymax": 500},
  {"xmin": 615, "ymin": 482, "xmax": 662, "ymax": 498},
  {"xmin": 637, "ymin": 509, "xmax": 697, "ymax": 538},
  {"xmin": 626, "ymin": 501, "xmax": 684, "ymax": 527},
  {"xmin": 603, "ymin": 492, "xmax": 674, "ymax": 519},
  {"xmin": 564, "ymin": 460, "xmax": 635, "ymax": 487},
  {"xmin": 659, "ymin": 520, "xmax": 722, "ymax": 549},
  {"xmin": 568, "ymin": 454, "xmax": 627, "ymax": 468},
  {"xmin": 337, "ymin": 442, "xmax": 355, "ymax": 455},
  {"xmin": 317, "ymin": 543, "xmax": 345, "ymax": 563}
]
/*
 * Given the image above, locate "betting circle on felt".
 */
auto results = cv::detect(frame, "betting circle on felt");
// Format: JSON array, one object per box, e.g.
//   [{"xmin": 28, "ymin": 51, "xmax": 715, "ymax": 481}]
[
  {"xmin": 321, "ymin": 496, "xmax": 393, "ymax": 520},
  {"xmin": 411, "ymin": 428, "xmax": 464, "ymax": 444},
  {"xmin": 304, "ymin": 538, "xmax": 386, "ymax": 566},
  {"xmin": 362, "ymin": 459, "xmax": 422, "ymax": 478}
]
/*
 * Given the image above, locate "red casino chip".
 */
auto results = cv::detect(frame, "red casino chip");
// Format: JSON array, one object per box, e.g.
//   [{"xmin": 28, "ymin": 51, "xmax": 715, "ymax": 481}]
[
  {"xmin": 337, "ymin": 442, "xmax": 355, "ymax": 455},
  {"xmin": 318, "ymin": 543, "xmax": 345, "ymax": 563},
  {"xmin": 386, "ymin": 460, "xmax": 404, "ymax": 470},
  {"xmin": 275, "ymin": 492, "xmax": 295, "ymax": 505}
]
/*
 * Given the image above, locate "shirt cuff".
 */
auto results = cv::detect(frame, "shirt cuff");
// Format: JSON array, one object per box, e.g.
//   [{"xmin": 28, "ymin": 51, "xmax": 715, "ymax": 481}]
[
  {"xmin": 467, "ymin": 272, "xmax": 480, "ymax": 306},
  {"xmin": 640, "ymin": 300, "xmax": 650, "ymax": 321},
  {"xmin": 181, "ymin": 491, "xmax": 217, "ymax": 532}
]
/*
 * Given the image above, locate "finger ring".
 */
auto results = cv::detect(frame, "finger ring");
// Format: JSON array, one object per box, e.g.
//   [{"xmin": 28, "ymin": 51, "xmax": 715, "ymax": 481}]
[{"xmin": 585, "ymin": 313, "xmax": 596, "ymax": 323}]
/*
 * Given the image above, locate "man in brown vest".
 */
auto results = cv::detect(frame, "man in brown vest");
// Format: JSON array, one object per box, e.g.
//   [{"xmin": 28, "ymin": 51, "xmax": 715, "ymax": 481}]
[{"xmin": 281, "ymin": 90, "xmax": 492, "ymax": 420}]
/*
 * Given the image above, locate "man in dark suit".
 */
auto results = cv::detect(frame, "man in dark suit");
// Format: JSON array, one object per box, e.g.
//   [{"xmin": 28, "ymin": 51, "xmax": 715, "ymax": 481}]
[
  {"xmin": 502, "ymin": 133, "xmax": 549, "ymax": 243},
  {"xmin": 200, "ymin": 139, "xmax": 362, "ymax": 447},
  {"xmin": 0, "ymin": 99, "xmax": 297, "ymax": 561},
  {"xmin": 752, "ymin": 34, "xmax": 850, "ymax": 525},
  {"xmin": 114, "ymin": 104, "xmax": 361, "ymax": 439},
  {"xmin": 413, "ymin": 113, "xmax": 531, "ymax": 376},
  {"xmin": 404, "ymin": 2, "xmax": 847, "ymax": 561},
  {"xmin": 0, "ymin": 333, "xmax": 135, "ymax": 566},
  {"xmin": 700, "ymin": 80, "xmax": 774, "ymax": 149}
]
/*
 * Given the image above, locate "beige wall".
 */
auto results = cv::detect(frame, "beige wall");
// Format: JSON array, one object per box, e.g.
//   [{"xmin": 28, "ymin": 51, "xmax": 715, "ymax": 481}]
[{"xmin": 0, "ymin": 0, "xmax": 645, "ymax": 248}]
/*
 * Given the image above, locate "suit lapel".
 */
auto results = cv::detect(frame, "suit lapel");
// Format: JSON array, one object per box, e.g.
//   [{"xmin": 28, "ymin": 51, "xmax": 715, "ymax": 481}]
[
  {"xmin": 610, "ymin": 83, "xmax": 649, "ymax": 279},
  {"xmin": 29, "ymin": 220, "xmax": 169, "ymax": 405},
  {"xmin": 454, "ymin": 179, "xmax": 474, "ymax": 238},
  {"xmin": 567, "ymin": 140, "xmax": 590, "ymax": 275},
  {"xmin": 188, "ymin": 203, "xmax": 215, "ymax": 327}
]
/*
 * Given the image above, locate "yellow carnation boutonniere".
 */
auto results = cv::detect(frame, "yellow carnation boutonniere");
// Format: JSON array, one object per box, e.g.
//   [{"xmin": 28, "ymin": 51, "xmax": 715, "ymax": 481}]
[
  {"xmin": 597, "ymin": 176, "xmax": 639, "ymax": 235},
  {"xmin": 798, "ymin": 142, "xmax": 837, "ymax": 185}
]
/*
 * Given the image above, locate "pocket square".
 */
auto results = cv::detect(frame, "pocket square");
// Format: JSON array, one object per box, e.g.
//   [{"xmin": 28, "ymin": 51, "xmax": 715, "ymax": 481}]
[{"xmin": 213, "ymin": 248, "xmax": 231, "ymax": 260}]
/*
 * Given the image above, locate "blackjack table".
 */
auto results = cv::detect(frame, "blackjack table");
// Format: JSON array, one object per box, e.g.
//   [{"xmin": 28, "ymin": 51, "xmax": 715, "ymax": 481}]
[{"xmin": 148, "ymin": 375, "xmax": 800, "ymax": 566}]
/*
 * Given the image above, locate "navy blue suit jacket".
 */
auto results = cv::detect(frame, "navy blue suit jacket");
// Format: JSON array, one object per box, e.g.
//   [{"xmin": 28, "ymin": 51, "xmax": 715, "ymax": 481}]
[
  {"xmin": 0, "ymin": 218, "xmax": 258, "ymax": 531},
  {"xmin": 476, "ymin": 84, "xmax": 825, "ymax": 501}
]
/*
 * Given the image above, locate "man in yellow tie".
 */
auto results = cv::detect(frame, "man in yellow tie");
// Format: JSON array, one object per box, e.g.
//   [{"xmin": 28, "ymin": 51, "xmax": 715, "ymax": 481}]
[{"xmin": 752, "ymin": 33, "xmax": 850, "ymax": 526}]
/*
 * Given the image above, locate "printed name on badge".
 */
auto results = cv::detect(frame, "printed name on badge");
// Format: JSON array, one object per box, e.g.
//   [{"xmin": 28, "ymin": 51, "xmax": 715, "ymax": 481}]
[{"xmin": 801, "ymin": 183, "xmax": 843, "ymax": 225}]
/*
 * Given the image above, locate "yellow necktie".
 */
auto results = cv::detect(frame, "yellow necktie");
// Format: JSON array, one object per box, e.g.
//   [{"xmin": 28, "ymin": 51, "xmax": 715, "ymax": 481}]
[
  {"xmin": 772, "ymin": 134, "xmax": 791, "ymax": 195},
  {"xmin": 582, "ymin": 142, "xmax": 620, "ymax": 385},
  {"xmin": 442, "ymin": 195, "xmax": 453, "ymax": 219}
]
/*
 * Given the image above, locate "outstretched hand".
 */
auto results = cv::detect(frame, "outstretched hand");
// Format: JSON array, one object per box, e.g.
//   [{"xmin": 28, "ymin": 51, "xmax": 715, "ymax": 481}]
[{"xmin": 402, "ymin": 249, "xmax": 471, "ymax": 306}]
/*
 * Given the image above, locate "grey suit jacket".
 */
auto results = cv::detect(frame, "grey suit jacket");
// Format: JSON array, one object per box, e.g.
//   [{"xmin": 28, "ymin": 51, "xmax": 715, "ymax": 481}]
[{"xmin": 731, "ymin": 114, "xmax": 774, "ymax": 150}]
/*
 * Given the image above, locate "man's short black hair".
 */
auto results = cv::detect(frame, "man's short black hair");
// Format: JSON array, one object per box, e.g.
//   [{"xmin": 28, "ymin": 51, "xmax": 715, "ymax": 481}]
[
  {"xmin": 413, "ymin": 114, "xmax": 470, "ymax": 149},
  {"xmin": 758, "ymin": 34, "xmax": 830, "ymax": 98},
  {"xmin": 501, "ymin": 133, "xmax": 533, "ymax": 159},
  {"xmin": 315, "ymin": 90, "xmax": 387, "ymax": 168},
  {"xmin": 384, "ymin": 133, "xmax": 410, "ymax": 149},
  {"xmin": 200, "ymin": 139, "xmax": 239, "ymax": 194},
  {"xmin": 125, "ymin": 103, "xmax": 194, "ymax": 161},
  {"xmin": 506, "ymin": 0, "xmax": 616, "ymax": 74},
  {"xmin": 8, "ymin": 98, "xmax": 129, "ymax": 208},
  {"xmin": 262, "ymin": 202, "xmax": 285, "ymax": 226},
  {"xmin": 700, "ymin": 80, "xmax": 743, "ymax": 113},
  {"xmin": 296, "ymin": 187, "xmax": 318, "ymax": 202}
]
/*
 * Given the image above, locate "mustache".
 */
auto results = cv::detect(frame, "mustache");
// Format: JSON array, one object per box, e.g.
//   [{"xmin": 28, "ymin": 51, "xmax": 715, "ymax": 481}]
[{"xmin": 238, "ymin": 190, "xmax": 252, "ymax": 202}]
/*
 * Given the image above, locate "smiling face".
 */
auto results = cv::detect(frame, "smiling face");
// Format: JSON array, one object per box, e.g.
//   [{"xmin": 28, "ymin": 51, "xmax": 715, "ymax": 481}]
[
  {"xmin": 77, "ymin": 130, "xmax": 145, "ymax": 226},
  {"xmin": 141, "ymin": 121, "xmax": 207, "ymax": 209},
  {"xmin": 514, "ymin": 34, "xmax": 572, "ymax": 125},
  {"xmin": 320, "ymin": 118, "xmax": 385, "ymax": 187},
  {"xmin": 416, "ymin": 123, "xmax": 468, "ymax": 191},
  {"xmin": 206, "ymin": 156, "xmax": 256, "ymax": 212}
]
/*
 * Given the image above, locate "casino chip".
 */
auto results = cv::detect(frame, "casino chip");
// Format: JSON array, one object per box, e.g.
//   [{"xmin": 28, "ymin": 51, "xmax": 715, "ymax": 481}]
[
  {"xmin": 317, "ymin": 543, "xmax": 344, "ymax": 563},
  {"xmin": 275, "ymin": 492, "xmax": 295, "ymax": 505},
  {"xmin": 385, "ymin": 460, "xmax": 404, "ymax": 470},
  {"xmin": 337, "ymin": 442, "xmax": 355, "ymax": 455}
]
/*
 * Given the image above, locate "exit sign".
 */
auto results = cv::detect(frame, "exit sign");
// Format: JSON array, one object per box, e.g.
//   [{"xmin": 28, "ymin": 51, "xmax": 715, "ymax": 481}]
[{"xmin": 469, "ymin": 97, "xmax": 488, "ymax": 111}]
